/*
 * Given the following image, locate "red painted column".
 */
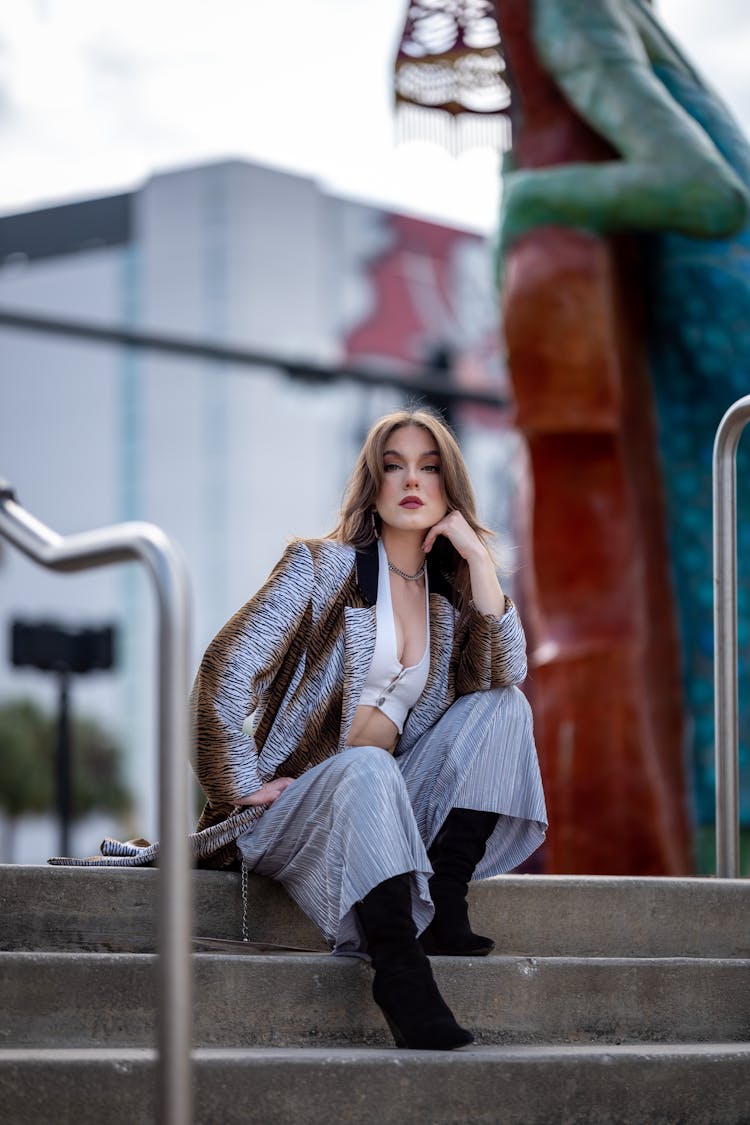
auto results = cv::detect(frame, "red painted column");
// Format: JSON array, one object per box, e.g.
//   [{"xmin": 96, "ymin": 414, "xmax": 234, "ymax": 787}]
[{"xmin": 496, "ymin": 0, "xmax": 693, "ymax": 873}]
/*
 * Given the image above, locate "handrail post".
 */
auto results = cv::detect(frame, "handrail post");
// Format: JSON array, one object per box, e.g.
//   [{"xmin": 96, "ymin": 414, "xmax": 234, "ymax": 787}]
[
  {"xmin": 712, "ymin": 397, "xmax": 750, "ymax": 878},
  {"xmin": 0, "ymin": 482, "xmax": 193, "ymax": 1124}
]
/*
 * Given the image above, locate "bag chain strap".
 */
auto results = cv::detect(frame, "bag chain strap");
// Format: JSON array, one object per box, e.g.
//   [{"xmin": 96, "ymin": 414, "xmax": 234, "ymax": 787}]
[{"xmin": 241, "ymin": 861, "xmax": 249, "ymax": 942}]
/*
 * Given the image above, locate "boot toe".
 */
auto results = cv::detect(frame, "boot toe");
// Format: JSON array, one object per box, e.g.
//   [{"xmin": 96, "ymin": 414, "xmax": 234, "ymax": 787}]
[{"xmin": 421, "ymin": 926, "xmax": 495, "ymax": 957}]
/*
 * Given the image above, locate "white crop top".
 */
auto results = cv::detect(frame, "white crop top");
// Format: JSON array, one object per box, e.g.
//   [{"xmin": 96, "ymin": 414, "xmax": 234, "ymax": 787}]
[{"xmin": 357, "ymin": 539, "xmax": 431, "ymax": 733}]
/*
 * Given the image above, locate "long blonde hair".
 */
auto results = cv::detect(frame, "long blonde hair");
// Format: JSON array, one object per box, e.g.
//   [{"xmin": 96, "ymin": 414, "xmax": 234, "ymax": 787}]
[{"xmin": 329, "ymin": 407, "xmax": 494, "ymax": 608}]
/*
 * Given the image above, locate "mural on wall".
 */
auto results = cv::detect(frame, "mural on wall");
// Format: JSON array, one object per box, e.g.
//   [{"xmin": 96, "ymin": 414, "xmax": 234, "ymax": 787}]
[
  {"xmin": 340, "ymin": 211, "xmax": 506, "ymax": 394},
  {"xmin": 395, "ymin": 0, "xmax": 750, "ymax": 873}
]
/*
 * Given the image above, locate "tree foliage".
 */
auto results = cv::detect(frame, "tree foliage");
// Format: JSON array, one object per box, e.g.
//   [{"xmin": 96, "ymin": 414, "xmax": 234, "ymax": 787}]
[{"xmin": 0, "ymin": 696, "xmax": 132, "ymax": 820}]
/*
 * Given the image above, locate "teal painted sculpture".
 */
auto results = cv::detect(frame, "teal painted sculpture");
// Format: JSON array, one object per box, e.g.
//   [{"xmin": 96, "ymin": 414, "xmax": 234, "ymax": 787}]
[{"xmin": 500, "ymin": 0, "xmax": 750, "ymax": 830}]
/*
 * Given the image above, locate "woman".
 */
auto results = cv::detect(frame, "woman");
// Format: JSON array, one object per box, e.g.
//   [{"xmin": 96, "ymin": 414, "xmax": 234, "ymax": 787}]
[{"xmin": 192, "ymin": 407, "xmax": 547, "ymax": 1050}]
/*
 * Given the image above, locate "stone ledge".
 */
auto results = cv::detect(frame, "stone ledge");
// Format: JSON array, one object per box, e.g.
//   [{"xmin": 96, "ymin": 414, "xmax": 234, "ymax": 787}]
[
  {"xmin": 2, "ymin": 866, "xmax": 748, "ymax": 957},
  {"xmin": 1, "ymin": 1044, "xmax": 749, "ymax": 1125}
]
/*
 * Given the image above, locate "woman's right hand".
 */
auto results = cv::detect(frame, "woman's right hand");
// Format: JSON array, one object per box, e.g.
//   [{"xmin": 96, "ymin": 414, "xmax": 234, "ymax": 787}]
[{"xmin": 235, "ymin": 777, "xmax": 294, "ymax": 807}]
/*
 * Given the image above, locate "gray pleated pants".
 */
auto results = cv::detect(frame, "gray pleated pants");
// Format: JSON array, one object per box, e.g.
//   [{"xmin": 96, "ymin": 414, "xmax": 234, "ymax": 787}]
[{"xmin": 236, "ymin": 685, "xmax": 547, "ymax": 956}]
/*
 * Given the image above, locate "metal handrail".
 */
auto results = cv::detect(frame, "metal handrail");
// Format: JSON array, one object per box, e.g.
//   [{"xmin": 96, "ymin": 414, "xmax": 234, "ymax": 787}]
[
  {"xmin": 712, "ymin": 397, "xmax": 750, "ymax": 878},
  {"xmin": 0, "ymin": 480, "xmax": 192, "ymax": 1124}
]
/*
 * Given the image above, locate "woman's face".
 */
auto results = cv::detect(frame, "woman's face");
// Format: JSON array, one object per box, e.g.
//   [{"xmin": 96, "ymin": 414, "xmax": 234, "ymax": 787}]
[{"xmin": 375, "ymin": 424, "xmax": 449, "ymax": 534}]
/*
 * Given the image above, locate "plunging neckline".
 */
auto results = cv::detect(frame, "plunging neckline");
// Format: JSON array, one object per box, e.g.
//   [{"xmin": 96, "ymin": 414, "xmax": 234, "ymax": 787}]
[{"xmin": 378, "ymin": 539, "xmax": 429, "ymax": 671}]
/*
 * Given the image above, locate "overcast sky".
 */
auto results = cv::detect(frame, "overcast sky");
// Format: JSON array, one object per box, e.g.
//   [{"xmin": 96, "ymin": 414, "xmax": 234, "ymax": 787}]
[{"xmin": 2, "ymin": 0, "xmax": 750, "ymax": 232}]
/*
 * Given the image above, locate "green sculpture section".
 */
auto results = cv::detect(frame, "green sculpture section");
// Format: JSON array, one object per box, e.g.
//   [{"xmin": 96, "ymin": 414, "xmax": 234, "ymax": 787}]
[{"xmin": 501, "ymin": 0, "xmax": 749, "ymax": 250}]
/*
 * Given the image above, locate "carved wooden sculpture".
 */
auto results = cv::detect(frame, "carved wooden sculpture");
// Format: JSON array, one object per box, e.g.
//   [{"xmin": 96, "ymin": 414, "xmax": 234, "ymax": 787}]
[
  {"xmin": 394, "ymin": 0, "xmax": 750, "ymax": 872},
  {"xmin": 496, "ymin": 0, "xmax": 749, "ymax": 873}
]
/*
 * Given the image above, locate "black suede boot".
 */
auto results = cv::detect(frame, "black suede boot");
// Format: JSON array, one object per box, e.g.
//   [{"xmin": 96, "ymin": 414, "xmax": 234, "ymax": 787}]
[
  {"xmin": 421, "ymin": 808, "xmax": 500, "ymax": 956},
  {"xmin": 356, "ymin": 873, "xmax": 474, "ymax": 1050}
]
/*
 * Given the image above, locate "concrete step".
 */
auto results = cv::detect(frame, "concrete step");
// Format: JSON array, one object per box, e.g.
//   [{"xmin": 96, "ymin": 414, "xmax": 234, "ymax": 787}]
[
  {"xmin": 2, "ymin": 951, "xmax": 748, "ymax": 1049},
  {"xmin": 1, "ymin": 1044, "xmax": 749, "ymax": 1125},
  {"xmin": 0, "ymin": 864, "xmax": 320, "ymax": 953},
  {"xmin": 2, "ymin": 865, "xmax": 749, "ymax": 958}
]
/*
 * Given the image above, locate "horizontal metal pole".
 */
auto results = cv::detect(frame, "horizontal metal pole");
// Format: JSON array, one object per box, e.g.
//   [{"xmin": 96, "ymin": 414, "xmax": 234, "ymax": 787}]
[
  {"xmin": 712, "ymin": 397, "xmax": 750, "ymax": 879},
  {"xmin": 0, "ymin": 307, "xmax": 511, "ymax": 411},
  {"xmin": 0, "ymin": 482, "xmax": 193, "ymax": 1124}
]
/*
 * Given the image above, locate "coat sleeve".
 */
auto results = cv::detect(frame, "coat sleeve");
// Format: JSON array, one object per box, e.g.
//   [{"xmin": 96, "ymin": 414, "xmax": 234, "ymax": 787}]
[
  {"xmin": 454, "ymin": 597, "xmax": 528, "ymax": 696},
  {"xmin": 190, "ymin": 540, "xmax": 314, "ymax": 805}
]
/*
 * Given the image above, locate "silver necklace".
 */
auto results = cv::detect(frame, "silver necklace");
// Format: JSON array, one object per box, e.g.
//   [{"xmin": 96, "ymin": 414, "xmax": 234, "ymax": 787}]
[{"xmin": 387, "ymin": 559, "xmax": 426, "ymax": 581}]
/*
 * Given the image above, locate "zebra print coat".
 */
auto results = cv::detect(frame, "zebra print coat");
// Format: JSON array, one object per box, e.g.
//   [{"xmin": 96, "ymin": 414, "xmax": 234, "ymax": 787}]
[{"xmin": 190, "ymin": 536, "xmax": 528, "ymax": 864}]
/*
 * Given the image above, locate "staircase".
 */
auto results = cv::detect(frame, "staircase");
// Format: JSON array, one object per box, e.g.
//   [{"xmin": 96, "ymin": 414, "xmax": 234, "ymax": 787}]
[{"xmin": 1, "ymin": 865, "xmax": 748, "ymax": 1124}]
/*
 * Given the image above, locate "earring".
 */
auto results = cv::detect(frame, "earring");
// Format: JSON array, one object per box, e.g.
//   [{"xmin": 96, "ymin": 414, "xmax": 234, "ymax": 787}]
[{"xmin": 370, "ymin": 508, "xmax": 380, "ymax": 540}]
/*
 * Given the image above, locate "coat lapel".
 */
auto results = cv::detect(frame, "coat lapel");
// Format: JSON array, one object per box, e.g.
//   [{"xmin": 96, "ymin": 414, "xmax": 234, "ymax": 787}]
[
  {"xmin": 340, "ymin": 605, "xmax": 377, "ymax": 750},
  {"xmin": 339, "ymin": 539, "xmax": 380, "ymax": 748},
  {"xmin": 398, "ymin": 593, "xmax": 455, "ymax": 752},
  {"xmin": 355, "ymin": 541, "xmax": 379, "ymax": 606}
]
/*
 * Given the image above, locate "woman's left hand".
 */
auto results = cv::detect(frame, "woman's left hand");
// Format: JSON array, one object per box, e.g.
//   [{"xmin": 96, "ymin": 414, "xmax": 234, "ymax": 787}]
[
  {"xmin": 422, "ymin": 509, "xmax": 486, "ymax": 562},
  {"xmin": 423, "ymin": 510, "xmax": 506, "ymax": 616}
]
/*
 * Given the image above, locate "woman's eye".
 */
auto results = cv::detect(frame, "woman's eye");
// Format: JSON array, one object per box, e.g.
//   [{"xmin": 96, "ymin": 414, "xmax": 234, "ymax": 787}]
[
  {"xmin": 384, "ymin": 463, "xmax": 401, "ymax": 472},
  {"xmin": 424, "ymin": 464, "xmax": 441, "ymax": 473}
]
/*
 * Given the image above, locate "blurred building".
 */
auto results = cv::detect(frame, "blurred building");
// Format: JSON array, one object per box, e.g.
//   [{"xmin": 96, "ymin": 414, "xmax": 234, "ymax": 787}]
[{"xmin": 0, "ymin": 158, "xmax": 520, "ymax": 844}]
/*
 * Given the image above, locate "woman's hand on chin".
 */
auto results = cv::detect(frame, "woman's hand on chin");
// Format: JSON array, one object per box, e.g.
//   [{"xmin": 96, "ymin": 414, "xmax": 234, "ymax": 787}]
[
  {"xmin": 423, "ymin": 510, "xmax": 506, "ymax": 616},
  {"xmin": 422, "ymin": 510, "xmax": 485, "ymax": 562},
  {"xmin": 236, "ymin": 777, "xmax": 294, "ymax": 807}
]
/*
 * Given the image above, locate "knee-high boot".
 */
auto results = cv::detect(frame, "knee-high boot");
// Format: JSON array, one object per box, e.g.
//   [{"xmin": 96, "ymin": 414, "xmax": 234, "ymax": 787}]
[
  {"xmin": 421, "ymin": 808, "xmax": 500, "ymax": 956},
  {"xmin": 355, "ymin": 873, "xmax": 474, "ymax": 1050}
]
